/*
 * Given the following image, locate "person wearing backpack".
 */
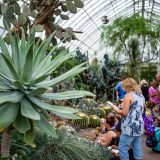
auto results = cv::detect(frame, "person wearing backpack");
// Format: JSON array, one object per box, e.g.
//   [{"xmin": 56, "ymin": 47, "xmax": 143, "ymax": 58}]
[
  {"xmin": 152, "ymin": 127, "xmax": 160, "ymax": 152},
  {"xmin": 110, "ymin": 78, "xmax": 145, "ymax": 160}
]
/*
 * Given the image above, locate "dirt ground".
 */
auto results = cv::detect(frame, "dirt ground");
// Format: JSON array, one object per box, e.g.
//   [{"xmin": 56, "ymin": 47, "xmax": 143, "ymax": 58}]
[{"xmin": 76, "ymin": 128, "xmax": 160, "ymax": 159}]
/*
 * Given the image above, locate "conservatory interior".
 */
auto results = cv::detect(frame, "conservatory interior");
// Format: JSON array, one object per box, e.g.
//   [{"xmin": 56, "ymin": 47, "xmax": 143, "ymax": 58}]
[{"xmin": 0, "ymin": 0, "xmax": 160, "ymax": 160}]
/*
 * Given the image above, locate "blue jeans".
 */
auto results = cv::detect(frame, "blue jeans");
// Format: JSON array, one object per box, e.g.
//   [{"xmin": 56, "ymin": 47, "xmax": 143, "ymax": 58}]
[{"xmin": 118, "ymin": 133, "xmax": 142, "ymax": 160}]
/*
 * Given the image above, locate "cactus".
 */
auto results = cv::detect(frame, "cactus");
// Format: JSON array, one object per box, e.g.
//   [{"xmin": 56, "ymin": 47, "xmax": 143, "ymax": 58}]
[
  {"xmin": 66, "ymin": 0, "xmax": 77, "ymax": 14},
  {"xmin": 103, "ymin": 105, "xmax": 112, "ymax": 114},
  {"xmin": 89, "ymin": 115, "xmax": 101, "ymax": 128},
  {"xmin": 0, "ymin": 0, "xmax": 84, "ymax": 44},
  {"xmin": 6, "ymin": 5, "xmax": 15, "ymax": 18},
  {"xmin": 74, "ymin": 0, "xmax": 84, "ymax": 8},
  {"xmin": 73, "ymin": 112, "xmax": 89, "ymax": 128},
  {"xmin": 18, "ymin": 13, "xmax": 27, "ymax": 26},
  {"xmin": 78, "ymin": 98, "xmax": 99, "ymax": 116},
  {"xmin": 95, "ymin": 108, "xmax": 106, "ymax": 118}
]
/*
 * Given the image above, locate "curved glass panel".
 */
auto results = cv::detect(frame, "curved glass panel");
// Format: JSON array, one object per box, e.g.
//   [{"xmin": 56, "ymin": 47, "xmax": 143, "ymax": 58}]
[{"xmin": 58, "ymin": 0, "xmax": 160, "ymax": 59}]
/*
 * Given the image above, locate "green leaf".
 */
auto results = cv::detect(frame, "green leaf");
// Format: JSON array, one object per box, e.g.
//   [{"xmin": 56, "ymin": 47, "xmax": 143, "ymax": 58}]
[
  {"xmin": 67, "ymin": 0, "xmax": 77, "ymax": 14},
  {"xmin": 28, "ymin": 96, "xmax": 78, "ymax": 114},
  {"xmin": 61, "ymin": 5, "xmax": 68, "ymax": 12},
  {"xmin": 3, "ymin": 16, "xmax": 11, "ymax": 30},
  {"xmin": 42, "ymin": 109, "xmax": 50, "ymax": 120},
  {"xmin": 0, "ymin": 80, "xmax": 12, "ymax": 89},
  {"xmin": 66, "ymin": 36, "xmax": 72, "ymax": 42},
  {"xmin": 22, "ymin": 43, "xmax": 34, "ymax": 81},
  {"xmin": 0, "ymin": 103, "xmax": 19, "ymax": 128},
  {"xmin": 29, "ymin": 0, "xmax": 36, "ymax": 12},
  {"xmin": 35, "ymin": 24, "xmax": 44, "ymax": 32},
  {"xmin": 10, "ymin": 35, "xmax": 21, "ymax": 75},
  {"xmin": 9, "ymin": 15, "xmax": 18, "ymax": 26},
  {"xmin": 0, "ymin": 91, "xmax": 23, "ymax": 105},
  {"xmin": 60, "ymin": 14, "xmax": 69, "ymax": 20},
  {"xmin": 13, "ymin": 114, "xmax": 31, "ymax": 133},
  {"xmin": 74, "ymin": 0, "xmax": 84, "ymax": 8},
  {"xmin": 23, "ymin": 5, "xmax": 31, "ymax": 17},
  {"xmin": 40, "ymin": 90, "xmax": 95, "ymax": 100},
  {"xmin": 31, "ymin": 10, "xmax": 37, "ymax": 18},
  {"xmin": 20, "ymin": 29, "xmax": 26, "ymax": 69},
  {"xmin": 51, "ymin": 112, "xmax": 80, "ymax": 119},
  {"xmin": 33, "ymin": 49, "xmax": 72, "ymax": 79},
  {"xmin": 30, "ymin": 75, "xmax": 49, "ymax": 85},
  {"xmin": 55, "ymin": 30, "xmax": 62, "ymax": 39},
  {"xmin": 0, "ymin": 54, "xmax": 13, "ymax": 79},
  {"xmin": 14, "ymin": 3, "xmax": 21, "ymax": 15},
  {"xmin": 6, "ymin": 5, "xmax": 15, "ymax": 18},
  {"xmin": 18, "ymin": 14, "xmax": 27, "ymax": 26},
  {"xmin": 48, "ymin": 21, "xmax": 56, "ymax": 30},
  {"xmin": 20, "ymin": 98, "xmax": 40, "ymax": 120},
  {"xmin": 1, "ymin": 3, "xmax": 6, "ymax": 15},
  {"xmin": 13, "ymin": 80, "xmax": 25, "ymax": 90},
  {"xmin": 36, "ymin": 63, "xmax": 88, "ymax": 87},
  {"xmin": 33, "ymin": 33, "xmax": 54, "ymax": 71},
  {"xmin": 54, "ymin": 9, "xmax": 61, "ymax": 16},
  {"xmin": 62, "ymin": 31, "xmax": 68, "ymax": 37},
  {"xmin": 0, "ymin": 35, "xmax": 11, "ymax": 62},
  {"xmin": 51, "ymin": 36, "xmax": 57, "ymax": 46},
  {"xmin": 24, "ymin": 129, "xmax": 35, "ymax": 145},
  {"xmin": 35, "ymin": 114, "xmax": 57, "ymax": 138},
  {"xmin": 2, "ymin": 54, "xmax": 20, "ymax": 80},
  {"xmin": 27, "ymin": 87, "xmax": 48, "ymax": 96},
  {"xmin": 3, "ymin": 33, "xmax": 12, "ymax": 44},
  {"xmin": 0, "ymin": 72, "xmax": 15, "ymax": 84}
]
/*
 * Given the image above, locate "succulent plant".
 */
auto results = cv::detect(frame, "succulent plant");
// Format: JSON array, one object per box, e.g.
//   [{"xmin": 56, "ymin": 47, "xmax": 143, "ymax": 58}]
[
  {"xmin": 78, "ymin": 98, "xmax": 99, "ymax": 115},
  {"xmin": 0, "ymin": 0, "xmax": 84, "ymax": 45},
  {"xmin": 103, "ymin": 105, "xmax": 112, "ymax": 115},
  {"xmin": 73, "ymin": 112, "xmax": 89, "ymax": 128},
  {"xmin": 89, "ymin": 115, "xmax": 101, "ymax": 128},
  {"xmin": 95, "ymin": 108, "xmax": 106, "ymax": 118},
  {"xmin": 0, "ymin": 32, "xmax": 95, "ymax": 158}
]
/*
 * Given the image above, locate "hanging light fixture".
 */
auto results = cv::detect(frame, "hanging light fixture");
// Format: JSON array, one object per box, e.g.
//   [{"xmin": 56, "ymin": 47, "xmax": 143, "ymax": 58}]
[{"xmin": 101, "ymin": 16, "xmax": 109, "ymax": 24}]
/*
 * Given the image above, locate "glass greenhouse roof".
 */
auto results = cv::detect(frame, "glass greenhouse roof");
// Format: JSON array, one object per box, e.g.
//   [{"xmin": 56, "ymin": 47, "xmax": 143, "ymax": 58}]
[{"xmin": 58, "ymin": 0, "xmax": 160, "ymax": 60}]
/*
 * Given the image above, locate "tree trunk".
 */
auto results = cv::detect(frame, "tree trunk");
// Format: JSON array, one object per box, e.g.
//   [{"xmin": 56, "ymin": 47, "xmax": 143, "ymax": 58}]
[{"xmin": 1, "ymin": 129, "xmax": 11, "ymax": 158}]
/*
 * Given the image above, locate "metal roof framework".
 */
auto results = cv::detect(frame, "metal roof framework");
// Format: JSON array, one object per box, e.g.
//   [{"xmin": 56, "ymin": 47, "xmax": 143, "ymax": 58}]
[{"xmin": 58, "ymin": 0, "xmax": 160, "ymax": 60}]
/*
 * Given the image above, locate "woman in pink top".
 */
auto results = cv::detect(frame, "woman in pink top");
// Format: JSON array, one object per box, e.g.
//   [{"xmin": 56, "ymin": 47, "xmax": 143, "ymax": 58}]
[{"xmin": 149, "ymin": 81, "xmax": 160, "ymax": 105}]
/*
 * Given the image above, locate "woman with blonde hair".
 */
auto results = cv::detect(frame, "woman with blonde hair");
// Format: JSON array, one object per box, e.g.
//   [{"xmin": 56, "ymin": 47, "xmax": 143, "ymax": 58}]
[
  {"xmin": 109, "ymin": 77, "xmax": 145, "ymax": 160},
  {"xmin": 140, "ymin": 79, "xmax": 149, "ymax": 102}
]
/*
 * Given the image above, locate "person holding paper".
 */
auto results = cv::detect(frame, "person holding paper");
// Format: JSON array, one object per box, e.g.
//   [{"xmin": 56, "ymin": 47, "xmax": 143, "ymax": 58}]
[{"xmin": 109, "ymin": 78, "xmax": 145, "ymax": 160}]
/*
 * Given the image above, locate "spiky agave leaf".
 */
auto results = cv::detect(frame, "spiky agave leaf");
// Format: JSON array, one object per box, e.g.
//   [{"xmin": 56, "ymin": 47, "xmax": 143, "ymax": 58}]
[
  {"xmin": 0, "ymin": 32, "xmax": 95, "ymax": 142},
  {"xmin": 32, "ymin": 131, "xmax": 93, "ymax": 160}
]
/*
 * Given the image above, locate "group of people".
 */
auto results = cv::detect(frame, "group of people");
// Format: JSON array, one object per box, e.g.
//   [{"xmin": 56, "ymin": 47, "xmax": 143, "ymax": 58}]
[
  {"xmin": 141, "ymin": 77, "xmax": 160, "ymax": 126},
  {"xmin": 97, "ymin": 76, "xmax": 160, "ymax": 160}
]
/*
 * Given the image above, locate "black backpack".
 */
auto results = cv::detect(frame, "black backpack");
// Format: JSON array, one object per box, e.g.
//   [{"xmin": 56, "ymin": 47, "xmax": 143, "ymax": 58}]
[{"xmin": 146, "ymin": 128, "xmax": 160, "ymax": 148}]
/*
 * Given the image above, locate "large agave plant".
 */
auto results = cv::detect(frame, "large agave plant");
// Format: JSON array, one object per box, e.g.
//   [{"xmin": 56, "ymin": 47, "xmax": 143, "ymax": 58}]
[{"xmin": 0, "ymin": 32, "xmax": 94, "ymax": 158}]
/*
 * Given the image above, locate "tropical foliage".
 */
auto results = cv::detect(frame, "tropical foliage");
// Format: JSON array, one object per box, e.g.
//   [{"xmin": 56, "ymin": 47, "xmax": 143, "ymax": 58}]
[
  {"xmin": 139, "ymin": 63, "xmax": 157, "ymax": 83},
  {"xmin": 101, "ymin": 13, "xmax": 160, "ymax": 78},
  {"xmin": 101, "ymin": 54, "xmax": 120, "ymax": 99},
  {"xmin": 0, "ymin": 32, "xmax": 94, "ymax": 158}
]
